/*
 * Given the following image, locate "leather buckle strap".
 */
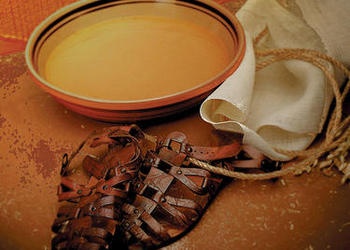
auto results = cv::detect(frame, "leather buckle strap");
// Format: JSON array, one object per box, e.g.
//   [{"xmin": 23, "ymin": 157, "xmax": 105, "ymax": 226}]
[
  {"xmin": 187, "ymin": 143, "xmax": 241, "ymax": 161},
  {"xmin": 161, "ymin": 132, "xmax": 241, "ymax": 162},
  {"xmin": 163, "ymin": 137, "xmax": 190, "ymax": 154}
]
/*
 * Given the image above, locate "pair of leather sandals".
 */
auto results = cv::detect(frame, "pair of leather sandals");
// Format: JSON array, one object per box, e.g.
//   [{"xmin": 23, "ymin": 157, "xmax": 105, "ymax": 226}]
[{"xmin": 51, "ymin": 125, "xmax": 278, "ymax": 249}]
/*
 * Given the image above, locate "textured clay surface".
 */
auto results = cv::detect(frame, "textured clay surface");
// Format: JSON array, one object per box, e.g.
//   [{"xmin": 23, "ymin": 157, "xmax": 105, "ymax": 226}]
[{"xmin": 0, "ymin": 52, "xmax": 349, "ymax": 250}]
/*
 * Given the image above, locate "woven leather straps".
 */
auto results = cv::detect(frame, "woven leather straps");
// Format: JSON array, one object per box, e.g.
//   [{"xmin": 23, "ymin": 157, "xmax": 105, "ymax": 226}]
[
  {"xmin": 51, "ymin": 125, "xmax": 276, "ymax": 250},
  {"xmin": 52, "ymin": 125, "xmax": 146, "ymax": 250}
]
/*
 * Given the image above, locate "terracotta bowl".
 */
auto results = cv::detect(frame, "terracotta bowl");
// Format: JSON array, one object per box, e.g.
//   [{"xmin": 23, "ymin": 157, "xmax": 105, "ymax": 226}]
[{"xmin": 25, "ymin": 0, "xmax": 245, "ymax": 122}]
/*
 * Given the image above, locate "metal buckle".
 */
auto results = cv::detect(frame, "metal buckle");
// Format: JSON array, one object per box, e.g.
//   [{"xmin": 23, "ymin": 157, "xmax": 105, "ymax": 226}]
[{"xmin": 163, "ymin": 138, "xmax": 186, "ymax": 153}]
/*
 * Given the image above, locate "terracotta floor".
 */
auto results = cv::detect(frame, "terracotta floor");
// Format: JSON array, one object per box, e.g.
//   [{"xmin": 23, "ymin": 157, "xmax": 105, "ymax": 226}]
[{"xmin": 0, "ymin": 44, "xmax": 350, "ymax": 250}]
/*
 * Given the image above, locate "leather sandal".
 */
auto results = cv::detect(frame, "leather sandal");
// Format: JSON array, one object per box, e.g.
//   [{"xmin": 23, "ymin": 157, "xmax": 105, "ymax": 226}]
[
  {"xmin": 52, "ymin": 125, "xmax": 276, "ymax": 249},
  {"xmin": 117, "ymin": 130, "xmax": 269, "ymax": 249},
  {"xmin": 51, "ymin": 125, "xmax": 148, "ymax": 250}
]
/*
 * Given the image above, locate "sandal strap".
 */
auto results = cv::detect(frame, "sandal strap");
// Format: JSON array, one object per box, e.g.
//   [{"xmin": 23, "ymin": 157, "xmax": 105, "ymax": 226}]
[
  {"xmin": 53, "ymin": 205, "xmax": 80, "ymax": 225},
  {"xmin": 127, "ymin": 157, "xmax": 212, "ymax": 231},
  {"xmin": 95, "ymin": 175, "xmax": 131, "ymax": 198},
  {"xmin": 162, "ymin": 131, "xmax": 278, "ymax": 170},
  {"xmin": 90, "ymin": 125, "xmax": 145, "ymax": 148},
  {"xmin": 52, "ymin": 215, "xmax": 116, "ymax": 249},
  {"xmin": 161, "ymin": 131, "xmax": 241, "ymax": 161},
  {"xmin": 79, "ymin": 198, "xmax": 115, "ymax": 219},
  {"xmin": 131, "ymin": 183, "xmax": 190, "ymax": 228},
  {"xmin": 188, "ymin": 143, "xmax": 241, "ymax": 161},
  {"xmin": 148, "ymin": 150, "xmax": 221, "ymax": 195},
  {"xmin": 83, "ymin": 155, "xmax": 107, "ymax": 179},
  {"xmin": 53, "ymin": 125, "xmax": 147, "ymax": 250},
  {"xmin": 122, "ymin": 201, "xmax": 170, "ymax": 241},
  {"xmin": 58, "ymin": 177, "xmax": 92, "ymax": 201},
  {"xmin": 165, "ymin": 195, "xmax": 202, "ymax": 214},
  {"xmin": 169, "ymin": 166, "xmax": 212, "ymax": 195},
  {"xmin": 202, "ymin": 143, "xmax": 282, "ymax": 172}
]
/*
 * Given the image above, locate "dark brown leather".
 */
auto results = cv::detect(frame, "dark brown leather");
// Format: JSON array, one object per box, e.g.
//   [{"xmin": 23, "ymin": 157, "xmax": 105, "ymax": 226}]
[
  {"xmin": 161, "ymin": 131, "xmax": 241, "ymax": 161},
  {"xmin": 119, "ymin": 132, "xmax": 237, "ymax": 249},
  {"xmin": 51, "ymin": 125, "xmax": 146, "ymax": 250},
  {"xmin": 52, "ymin": 125, "xmax": 275, "ymax": 250}
]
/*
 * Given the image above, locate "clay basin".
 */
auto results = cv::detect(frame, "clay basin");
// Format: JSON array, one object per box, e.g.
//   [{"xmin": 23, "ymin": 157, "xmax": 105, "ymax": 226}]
[{"xmin": 25, "ymin": 0, "xmax": 245, "ymax": 122}]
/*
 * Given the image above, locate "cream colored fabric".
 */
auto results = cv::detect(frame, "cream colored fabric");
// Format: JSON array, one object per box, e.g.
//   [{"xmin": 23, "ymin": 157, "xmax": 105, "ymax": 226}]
[
  {"xmin": 200, "ymin": 0, "xmax": 350, "ymax": 161},
  {"xmin": 295, "ymin": 0, "xmax": 350, "ymax": 68}
]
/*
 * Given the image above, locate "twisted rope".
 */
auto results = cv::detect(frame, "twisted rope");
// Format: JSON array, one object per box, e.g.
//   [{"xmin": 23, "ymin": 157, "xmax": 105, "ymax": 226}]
[{"xmin": 192, "ymin": 28, "xmax": 350, "ymax": 183}]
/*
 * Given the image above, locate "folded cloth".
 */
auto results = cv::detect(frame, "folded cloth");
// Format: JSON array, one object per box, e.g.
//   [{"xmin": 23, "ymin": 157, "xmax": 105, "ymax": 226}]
[{"xmin": 200, "ymin": 0, "xmax": 349, "ymax": 161}]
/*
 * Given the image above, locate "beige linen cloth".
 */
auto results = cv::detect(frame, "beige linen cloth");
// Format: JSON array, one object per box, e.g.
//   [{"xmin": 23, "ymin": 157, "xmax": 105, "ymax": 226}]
[{"xmin": 201, "ymin": 0, "xmax": 350, "ymax": 161}]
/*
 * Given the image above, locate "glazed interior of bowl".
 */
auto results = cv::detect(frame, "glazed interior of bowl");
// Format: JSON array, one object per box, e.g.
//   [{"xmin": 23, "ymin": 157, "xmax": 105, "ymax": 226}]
[{"xmin": 26, "ymin": 0, "xmax": 245, "ymax": 121}]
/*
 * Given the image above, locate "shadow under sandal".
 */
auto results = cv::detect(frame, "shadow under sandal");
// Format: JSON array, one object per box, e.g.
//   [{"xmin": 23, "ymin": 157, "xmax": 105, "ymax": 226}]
[
  {"xmin": 51, "ymin": 125, "xmax": 147, "ymax": 250},
  {"xmin": 119, "ymin": 131, "xmax": 265, "ymax": 249}
]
